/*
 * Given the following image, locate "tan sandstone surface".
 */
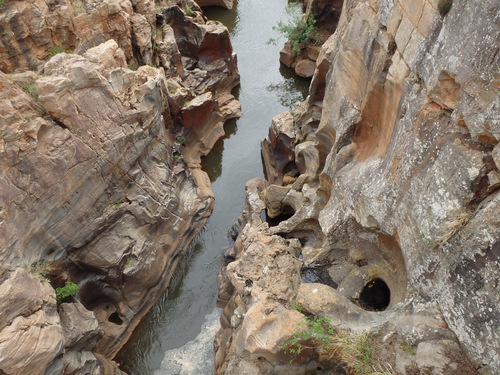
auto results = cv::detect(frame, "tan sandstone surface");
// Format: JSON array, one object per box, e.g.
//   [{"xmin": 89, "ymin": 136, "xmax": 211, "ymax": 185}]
[
  {"xmin": 0, "ymin": 0, "xmax": 240, "ymax": 374},
  {"xmin": 216, "ymin": 0, "xmax": 499, "ymax": 374}
]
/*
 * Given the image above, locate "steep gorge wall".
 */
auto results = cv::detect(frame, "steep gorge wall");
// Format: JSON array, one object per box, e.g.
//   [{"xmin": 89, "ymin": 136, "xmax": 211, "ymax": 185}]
[
  {"xmin": 216, "ymin": 0, "xmax": 499, "ymax": 374},
  {"xmin": 0, "ymin": 0, "xmax": 240, "ymax": 374}
]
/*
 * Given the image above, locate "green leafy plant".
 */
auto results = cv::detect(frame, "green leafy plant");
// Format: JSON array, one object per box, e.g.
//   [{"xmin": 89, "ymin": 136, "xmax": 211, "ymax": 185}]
[
  {"xmin": 173, "ymin": 153, "xmax": 181, "ymax": 161},
  {"xmin": 25, "ymin": 83, "xmax": 38, "ymax": 100},
  {"xmin": 48, "ymin": 46, "xmax": 72, "ymax": 56},
  {"xmin": 292, "ymin": 300, "xmax": 304, "ymax": 313},
  {"xmin": 176, "ymin": 136, "xmax": 186, "ymax": 145},
  {"xmin": 182, "ymin": 99, "xmax": 191, "ymax": 108},
  {"xmin": 268, "ymin": 6, "xmax": 318, "ymax": 55},
  {"xmin": 185, "ymin": 5, "xmax": 195, "ymax": 16},
  {"xmin": 281, "ymin": 315, "xmax": 335, "ymax": 361},
  {"xmin": 0, "ymin": 0, "xmax": 8, "ymax": 9},
  {"xmin": 419, "ymin": 232, "xmax": 433, "ymax": 247},
  {"xmin": 55, "ymin": 281, "xmax": 79, "ymax": 305}
]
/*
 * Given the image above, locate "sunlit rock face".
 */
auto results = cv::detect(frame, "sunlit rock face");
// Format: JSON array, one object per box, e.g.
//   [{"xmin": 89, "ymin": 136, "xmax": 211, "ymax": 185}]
[
  {"xmin": 217, "ymin": 0, "xmax": 500, "ymax": 373},
  {"xmin": 0, "ymin": 1, "xmax": 240, "ymax": 374}
]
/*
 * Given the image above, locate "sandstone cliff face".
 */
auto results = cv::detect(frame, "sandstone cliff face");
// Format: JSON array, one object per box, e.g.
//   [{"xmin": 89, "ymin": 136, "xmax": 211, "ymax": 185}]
[
  {"xmin": 0, "ymin": 1, "xmax": 240, "ymax": 374},
  {"xmin": 217, "ymin": 0, "xmax": 499, "ymax": 374}
]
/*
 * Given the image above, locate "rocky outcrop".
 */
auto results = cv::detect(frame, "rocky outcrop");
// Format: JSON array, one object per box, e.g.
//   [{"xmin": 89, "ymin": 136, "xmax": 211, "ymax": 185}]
[
  {"xmin": 217, "ymin": 0, "xmax": 499, "ymax": 373},
  {"xmin": 0, "ymin": 1, "xmax": 240, "ymax": 374},
  {"xmin": 279, "ymin": 0, "xmax": 343, "ymax": 78}
]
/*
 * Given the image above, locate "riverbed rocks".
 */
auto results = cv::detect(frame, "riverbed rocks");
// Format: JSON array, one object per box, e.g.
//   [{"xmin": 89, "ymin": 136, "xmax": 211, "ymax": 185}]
[
  {"xmin": 217, "ymin": 0, "xmax": 499, "ymax": 373},
  {"xmin": 0, "ymin": 1, "xmax": 240, "ymax": 374}
]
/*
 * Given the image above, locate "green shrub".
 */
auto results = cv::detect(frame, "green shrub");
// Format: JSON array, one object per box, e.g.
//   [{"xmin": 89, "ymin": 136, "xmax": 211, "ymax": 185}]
[
  {"xmin": 48, "ymin": 46, "xmax": 73, "ymax": 56},
  {"xmin": 176, "ymin": 136, "xmax": 186, "ymax": 145},
  {"xmin": 269, "ymin": 6, "xmax": 318, "ymax": 55},
  {"xmin": 55, "ymin": 281, "xmax": 79, "ymax": 304},
  {"xmin": 281, "ymin": 315, "xmax": 335, "ymax": 361}
]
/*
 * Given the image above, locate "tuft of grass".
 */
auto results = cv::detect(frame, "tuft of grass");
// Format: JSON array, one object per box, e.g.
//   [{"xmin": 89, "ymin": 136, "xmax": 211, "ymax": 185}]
[
  {"xmin": 23, "ymin": 261, "xmax": 52, "ymax": 279},
  {"xmin": 419, "ymin": 232, "xmax": 433, "ymax": 247},
  {"xmin": 110, "ymin": 198, "xmax": 125, "ymax": 207},
  {"xmin": 401, "ymin": 342, "xmax": 416, "ymax": 356},
  {"xmin": 281, "ymin": 315, "xmax": 335, "ymax": 362},
  {"xmin": 282, "ymin": 315, "xmax": 395, "ymax": 374},
  {"xmin": 293, "ymin": 301, "xmax": 304, "ymax": 314},
  {"xmin": 25, "ymin": 83, "xmax": 38, "ymax": 100},
  {"xmin": 182, "ymin": 99, "xmax": 191, "ymax": 108}
]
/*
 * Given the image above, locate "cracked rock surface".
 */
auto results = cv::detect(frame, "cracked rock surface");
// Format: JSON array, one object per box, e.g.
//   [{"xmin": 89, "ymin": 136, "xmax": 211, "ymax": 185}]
[{"xmin": 216, "ymin": 0, "xmax": 499, "ymax": 373}]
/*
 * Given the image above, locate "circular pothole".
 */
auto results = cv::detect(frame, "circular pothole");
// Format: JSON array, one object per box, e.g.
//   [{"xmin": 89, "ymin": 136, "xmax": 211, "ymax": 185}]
[{"xmin": 359, "ymin": 278, "xmax": 390, "ymax": 311}]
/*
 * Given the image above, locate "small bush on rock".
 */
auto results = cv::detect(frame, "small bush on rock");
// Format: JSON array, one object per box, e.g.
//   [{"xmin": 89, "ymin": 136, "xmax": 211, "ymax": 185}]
[
  {"xmin": 268, "ymin": 5, "xmax": 318, "ymax": 55},
  {"xmin": 56, "ymin": 281, "xmax": 79, "ymax": 305}
]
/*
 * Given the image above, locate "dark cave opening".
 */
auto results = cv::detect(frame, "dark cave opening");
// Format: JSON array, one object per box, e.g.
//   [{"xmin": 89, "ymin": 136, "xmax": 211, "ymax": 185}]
[
  {"xmin": 359, "ymin": 278, "xmax": 391, "ymax": 311},
  {"xmin": 262, "ymin": 204, "xmax": 295, "ymax": 227},
  {"xmin": 108, "ymin": 312, "xmax": 124, "ymax": 325}
]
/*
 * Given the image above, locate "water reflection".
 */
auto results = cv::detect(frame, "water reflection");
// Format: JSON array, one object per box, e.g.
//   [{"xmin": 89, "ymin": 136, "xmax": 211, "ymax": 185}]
[
  {"xmin": 117, "ymin": 1, "xmax": 310, "ymax": 373},
  {"xmin": 203, "ymin": 5, "xmax": 239, "ymax": 34},
  {"xmin": 267, "ymin": 64, "xmax": 310, "ymax": 108},
  {"xmin": 201, "ymin": 119, "xmax": 238, "ymax": 182}
]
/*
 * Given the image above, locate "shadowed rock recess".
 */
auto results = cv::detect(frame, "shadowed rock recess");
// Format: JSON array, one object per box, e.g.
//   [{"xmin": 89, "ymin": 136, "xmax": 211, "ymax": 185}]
[
  {"xmin": 0, "ymin": 0, "xmax": 240, "ymax": 373},
  {"xmin": 216, "ymin": 0, "xmax": 500, "ymax": 374}
]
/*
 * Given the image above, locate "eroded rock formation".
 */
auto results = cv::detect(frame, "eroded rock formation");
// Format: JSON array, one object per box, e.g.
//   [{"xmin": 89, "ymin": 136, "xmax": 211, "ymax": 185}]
[
  {"xmin": 279, "ymin": 0, "xmax": 343, "ymax": 78},
  {"xmin": 216, "ymin": 0, "xmax": 499, "ymax": 373},
  {"xmin": 0, "ymin": 0, "xmax": 240, "ymax": 374}
]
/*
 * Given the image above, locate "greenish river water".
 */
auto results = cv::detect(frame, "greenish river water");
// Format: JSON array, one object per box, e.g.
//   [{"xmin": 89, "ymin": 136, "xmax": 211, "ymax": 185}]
[{"xmin": 117, "ymin": 1, "xmax": 309, "ymax": 373}]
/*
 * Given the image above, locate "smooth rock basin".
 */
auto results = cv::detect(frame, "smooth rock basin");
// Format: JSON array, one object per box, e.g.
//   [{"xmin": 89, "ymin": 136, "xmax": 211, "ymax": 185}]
[{"xmin": 116, "ymin": 1, "xmax": 309, "ymax": 373}]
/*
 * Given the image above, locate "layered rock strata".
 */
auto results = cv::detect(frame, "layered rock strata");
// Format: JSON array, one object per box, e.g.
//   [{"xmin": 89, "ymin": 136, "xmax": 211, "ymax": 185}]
[
  {"xmin": 0, "ymin": 1, "xmax": 240, "ymax": 374},
  {"xmin": 216, "ymin": 0, "xmax": 499, "ymax": 373}
]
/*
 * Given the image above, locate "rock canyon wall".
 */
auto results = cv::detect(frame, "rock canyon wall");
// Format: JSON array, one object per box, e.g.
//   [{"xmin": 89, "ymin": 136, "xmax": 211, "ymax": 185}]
[
  {"xmin": 0, "ymin": 0, "xmax": 239, "ymax": 374},
  {"xmin": 216, "ymin": 0, "xmax": 499, "ymax": 374}
]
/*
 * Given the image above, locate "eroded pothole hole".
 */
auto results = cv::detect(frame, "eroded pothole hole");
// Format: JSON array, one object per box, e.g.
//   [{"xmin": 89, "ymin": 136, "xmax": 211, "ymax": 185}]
[
  {"xmin": 108, "ymin": 312, "xmax": 124, "ymax": 325},
  {"xmin": 359, "ymin": 278, "xmax": 390, "ymax": 311}
]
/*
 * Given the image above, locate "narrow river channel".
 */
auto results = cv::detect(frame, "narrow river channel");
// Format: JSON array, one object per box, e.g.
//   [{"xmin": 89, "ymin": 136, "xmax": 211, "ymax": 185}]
[{"xmin": 117, "ymin": 1, "xmax": 309, "ymax": 373}]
